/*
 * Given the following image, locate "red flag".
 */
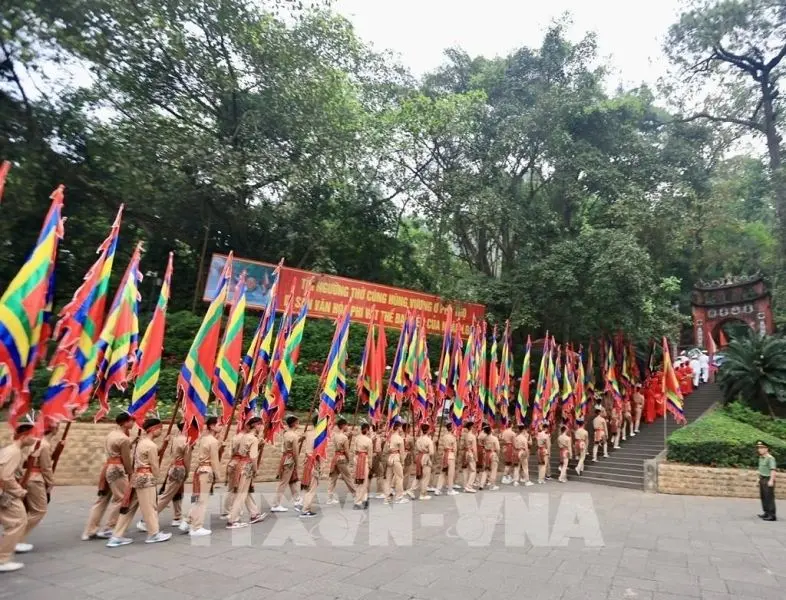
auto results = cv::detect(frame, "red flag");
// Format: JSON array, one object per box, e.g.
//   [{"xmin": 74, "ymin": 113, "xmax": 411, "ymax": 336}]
[{"xmin": 0, "ymin": 161, "xmax": 10, "ymax": 203}]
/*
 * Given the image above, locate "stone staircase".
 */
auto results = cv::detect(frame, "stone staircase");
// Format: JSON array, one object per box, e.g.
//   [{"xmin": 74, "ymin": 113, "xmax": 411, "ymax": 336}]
[{"xmin": 533, "ymin": 382, "xmax": 722, "ymax": 490}]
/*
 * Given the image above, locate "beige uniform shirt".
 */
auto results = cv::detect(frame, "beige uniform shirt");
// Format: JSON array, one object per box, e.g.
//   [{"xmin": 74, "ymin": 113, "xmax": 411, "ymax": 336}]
[
  {"xmin": 354, "ymin": 434, "xmax": 373, "ymax": 462},
  {"xmin": 388, "ymin": 432, "xmax": 405, "ymax": 463},
  {"xmin": 441, "ymin": 431, "xmax": 457, "ymax": 457},
  {"xmin": 574, "ymin": 427, "xmax": 589, "ymax": 446},
  {"xmin": 414, "ymin": 434, "xmax": 435, "ymax": 466},
  {"xmin": 331, "ymin": 429, "xmax": 351, "ymax": 463},
  {"xmin": 557, "ymin": 433, "xmax": 572, "ymax": 457},
  {"xmin": 282, "ymin": 429, "xmax": 299, "ymax": 469},
  {"xmin": 0, "ymin": 443, "xmax": 25, "ymax": 499},
  {"xmin": 238, "ymin": 432, "xmax": 259, "ymax": 465},
  {"xmin": 484, "ymin": 433, "xmax": 500, "ymax": 454},
  {"xmin": 171, "ymin": 433, "xmax": 188, "ymax": 463},
  {"xmin": 477, "ymin": 431, "xmax": 488, "ymax": 453},
  {"xmin": 593, "ymin": 416, "xmax": 608, "ymax": 436},
  {"xmin": 514, "ymin": 432, "xmax": 530, "ymax": 456},
  {"xmin": 106, "ymin": 429, "xmax": 133, "ymax": 474},
  {"xmin": 194, "ymin": 433, "xmax": 221, "ymax": 474},
  {"xmin": 633, "ymin": 392, "xmax": 644, "ymax": 408},
  {"xmin": 464, "ymin": 431, "xmax": 478, "ymax": 458},
  {"xmin": 133, "ymin": 436, "xmax": 160, "ymax": 488},
  {"xmin": 28, "ymin": 435, "xmax": 55, "ymax": 487}
]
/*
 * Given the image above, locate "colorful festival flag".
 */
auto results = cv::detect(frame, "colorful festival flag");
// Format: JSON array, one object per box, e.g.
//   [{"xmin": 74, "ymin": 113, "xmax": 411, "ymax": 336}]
[
  {"xmin": 213, "ymin": 274, "xmax": 247, "ymax": 424},
  {"xmin": 0, "ymin": 186, "xmax": 64, "ymax": 422},
  {"xmin": 127, "ymin": 253, "xmax": 173, "ymax": 425},
  {"xmin": 516, "ymin": 335, "xmax": 532, "ymax": 424},
  {"xmin": 486, "ymin": 326, "xmax": 498, "ymax": 422},
  {"xmin": 179, "ymin": 253, "xmax": 233, "ymax": 440},
  {"xmin": 661, "ymin": 337, "xmax": 687, "ymax": 424},
  {"xmin": 497, "ymin": 322, "xmax": 512, "ymax": 425},
  {"xmin": 368, "ymin": 314, "xmax": 387, "ymax": 423}
]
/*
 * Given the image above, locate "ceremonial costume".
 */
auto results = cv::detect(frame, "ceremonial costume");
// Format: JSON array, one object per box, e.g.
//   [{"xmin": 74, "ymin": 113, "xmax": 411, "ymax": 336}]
[
  {"xmin": 573, "ymin": 424, "xmax": 589, "ymax": 475},
  {"xmin": 408, "ymin": 428, "xmax": 435, "ymax": 499},
  {"xmin": 500, "ymin": 426, "xmax": 516, "ymax": 484},
  {"xmin": 462, "ymin": 426, "xmax": 478, "ymax": 492},
  {"xmin": 476, "ymin": 429, "xmax": 488, "ymax": 482},
  {"xmin": 327, "ymin": 424, "xmax": 356, "ymax": 503},
  {"xmin": 352, "ymin": 427, "xmax": 373, "ymax": 508},
  {"xmin": 557, "ymin": 429, "xmax": 572, "ymax": 483},
  {"xmin": 271, "ymin": 417, "xmax": 303, "ymax": 512},
  {"xmin": 83, "ymin": 418, "xmax": 133, "ymax": 540},
  {"xmin": 0, "ymin": 422, "xmax": 37, "ymax": 571},
  {"xmin": 300, "ymin": 429, "xmax": 320, "ymax": 518},
  {"xmin": 478, "ymin": 429, "xmax": 500, "ymax": 490},
  {"xmin": 183, "ymin": 420, "xmax": 221, "ymax": 536},
  {"xmin": 592, "ymin": 413, "xmax": 609, "ymax": 461},
  {"xmin": 435, "ymin": 426, "xmax": 458, "ymax": 496},
  {"xmin": 226, "ymin": 420, "xmax": 265, "ymax": 527},
  {"xmin": 371, "ymin": 428, "xmax": 386, "ymax": 498},
  {"xmin": 632, "ymin": 389, "xmax": 644, "ymax": 432},
  {"xmin": 156, "ymin": 429, "xmax": 189, "ymax": 525},
  {"xmin": 384, "ymin": 425, "xmax": 407, "ymax": 503},
  {"xmin": 513, "ymin": 428, "xmax": 532, "ymax": 486},
  {"xmin": 610, "ymin": 406, "xmax": 622, "ymax": 449},
  {"xmin": 21, "ymin": 428, "xmax": 56, "ymax": 544},
  {"xmin": 535, "ymin": 428, "xmax": 550, "ymax": 484}
]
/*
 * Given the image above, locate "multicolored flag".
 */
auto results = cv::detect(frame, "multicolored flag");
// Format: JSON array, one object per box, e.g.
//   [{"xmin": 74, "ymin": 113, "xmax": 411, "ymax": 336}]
[
  {"xmin": 661, "ymin": 337, "xmax": 686, "ymax": 424},
  {"xmin": 356, "ymin": 317, "xmax": 375, "ymax": 406},
  {"xmin": 586, "ymin": 341, "xmax": 595, "ymax": 395},
  {"xmin": 453, "ymin": 324, "xmax": 473, "ymax": 428},
  {"xmin": 127, "ymin": 253, "xmax": 173, "ymax": 425},
  {"xmin": 485, "ymin": 326, "xmax": 498, "ymax": 423},
  {"xmin": 516, "ymin": 335, "xmax": 532, "ymax": 424},
  {"xmin": 0, "ymin": 186, "xmax": 64, "ymax": 423},
  {"xmin": 318, "ymin": 303, "xmax": 351, "ymax": 421},
  {"xmin": 436, "ymin": 307, "xmax": 453, "ymax": 401},
  {"xmin": 386, "ymin": 313, "xmax": 412, "ymax": 426},
  {"xmin": 93, "ymin": 242, "xmax": 144, "ymax": 421},
  {"xmin": 213, "ymin": 274, "xmax": 247, "ymax": 424},
  {"xmin": 604, "ymin": 343, "xmax": 623, "ymax": 408},
  {"xmin": 262, "ymin": 287, "xmax": 295, "ymax": 419},
  {"xmin": 42, "ymin": 205, "xmax": 121, "ymax": 423},
  {"xmin": 497, "ymin": 322, "xmax": 512, "ymax": 425},
  {"xmin": 179, "ymin": 252, "xmax": 233, "ymax": 440},
  {"xmin": 575, "ymin": 355, "xmax": 587, "ymax": 421},
  {"xmin": 368, "ymin": 315, "xmax": 387, "ymax": 424}
]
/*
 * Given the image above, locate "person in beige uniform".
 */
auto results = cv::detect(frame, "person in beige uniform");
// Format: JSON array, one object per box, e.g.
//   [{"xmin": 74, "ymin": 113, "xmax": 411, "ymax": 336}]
[
  {"xmin": 153, "ymin": 422, "xmax": 190, "ymax": 528},
  {"xmin": 403, "ymin": 424, "xmax": 416, "ymax": 492},
  {"xmin": 107, "ymin": 418, "xmax": 171, "ymax": 547},
  {"xmin": 500, "ymin": 424, "xmax": 516, "ymax": 484},
  {"xmin": 299, "ymin": 414, "xmax": 320, "ymax": 518},
  {"xmin": 0, "ymin": 420, "xmax": 37, "ymax": 572},
  {"xmin": 271, "ymin": 415, "xmax": 303, "ymax": 512},
  {"xmin": 536, "ymin": 422, "xmax": 550, "ymax": 484},
  {"xmin": 476, "ymin": 426, "xmax": 488, "ymax": 489},
  {"xmin": 557, "ymin": 425, "xmax": 573, "ymax": 483},
  {"xmin": 352, "ymin": 422, "xmax": 373, "ymax": 509},
  {"xmin": 462, "ymin": 420, "xmax": 478, "ymax": 493},
  {"xmin": 326, "ymin": 418, "xmax": 356, "ymax": 504},
  {"xmin": 17, "ymin": 419, "xmax": 57, "ymax": 554},
  {"xmin": 82, "ymin": 412, "xmax": 134, "ymax": 541},
  {"xmin": 513, "ymin": 424, "xmax": 533, "ymax": 486},
  {"xmin": 632, "ymin": 384, "xmax": 644, "ymax": 434},
  {"xmin": 181, "ymin": 416, "xmax": 221, "ymax": 537},
  {"xmin": 434, "ymin": 422, "xmax": 458, "ymax": 496},
  {"xmin": 454, "ymin": 426, "xmax": 467, "ymax": 490},
  {"xmin": 478, "ymin": 424, "xmax": 500, "ymax": 491},
  {"xmin": 407, "ymin": 423, "xmax": 435, "ymax": 500},
  {"xmin": 226, "ymin": 416, "xmax": 266, "ymax": 528},
  {"xmin": 371, "ymin": 424, "xmax": 386, "ymax": 499},
  {"xmin": 384, "ymin": 419, "xmax": 408, "ymax": 503},
  {"xmin": 592, "ymin": 408, "xmax": 609, "ymax": 462},
  {"xmin": 573, "ymin": 420, "xmax": 589, "ymax": 475}
]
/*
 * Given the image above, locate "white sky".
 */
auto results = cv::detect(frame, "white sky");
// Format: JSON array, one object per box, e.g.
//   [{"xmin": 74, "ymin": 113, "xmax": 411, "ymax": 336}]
[{"xmin": 333, "ymin": 0, "xmax": 686, "ymax": 88}]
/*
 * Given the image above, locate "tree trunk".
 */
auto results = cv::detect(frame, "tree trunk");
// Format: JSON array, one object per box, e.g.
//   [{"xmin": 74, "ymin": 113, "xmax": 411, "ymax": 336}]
[{"xmin": 760, "ymin": 74, "xmax": 786, "ymax": 268}]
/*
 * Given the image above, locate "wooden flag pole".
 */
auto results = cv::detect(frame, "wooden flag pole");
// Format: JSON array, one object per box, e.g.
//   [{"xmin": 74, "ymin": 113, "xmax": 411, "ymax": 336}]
[
  {"xmin": 51, "ymin": 421, "xmax": 71, "ymax": 473},
  {"xmin": 158, "ymin": 392, "xmax": 182, "ymax": 460}
]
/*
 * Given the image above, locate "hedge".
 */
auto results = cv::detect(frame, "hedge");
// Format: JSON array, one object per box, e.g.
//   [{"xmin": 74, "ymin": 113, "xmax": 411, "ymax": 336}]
[
  {"xmin": 667, "ymin": 411, "xmax": 786, "ymax": 468},
  {"xmin": 723, "ymin": 402, "xmax": 786, "ymax": 442}
]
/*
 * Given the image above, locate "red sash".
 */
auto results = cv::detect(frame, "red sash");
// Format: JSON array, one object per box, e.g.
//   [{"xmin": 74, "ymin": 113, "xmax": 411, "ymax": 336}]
[
  {"xmin": 537, "ymin": 446, "xmax": 548, "ymax": 465},
  {"xmin": 354, "ymin": 451, "xmax": 368, "ymax": 484},
  {"xmin": 442, "ymin": 448, "xmax": 453, "ymax": 468},
  {"xmin": 504, "ymin": 443, "xmax": 516, "ymax": 465},
  {"xmin": 415, "ymin": 452, "xmax": 426, "ymax": 479},
  {"xmin": 559, "ymin": 447, "xmax": 569, "ymax": 461},
  {"xmin": 301, "ymin": 454, "xmax": 317, "ymax": 489},
  {"xmin": 329, "ymin": 451, "xmax": 346, "ymax": 476}
]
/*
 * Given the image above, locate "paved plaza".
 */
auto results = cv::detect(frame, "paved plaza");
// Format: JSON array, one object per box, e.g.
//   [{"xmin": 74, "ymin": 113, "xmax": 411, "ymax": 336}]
[{"xmin": 4, "ymin": 482, "xmax": 785, "ymax": 600}]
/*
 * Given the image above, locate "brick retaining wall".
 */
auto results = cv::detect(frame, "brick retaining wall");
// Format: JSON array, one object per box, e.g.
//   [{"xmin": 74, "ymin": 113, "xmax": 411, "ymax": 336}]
[{"xmin": 658, "ymin": 462, "xmax": 786, "ymax": 499}]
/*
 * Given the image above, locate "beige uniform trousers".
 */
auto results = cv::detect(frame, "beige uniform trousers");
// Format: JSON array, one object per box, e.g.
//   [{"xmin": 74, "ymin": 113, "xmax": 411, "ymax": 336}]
[
  {"xmin": 514, "ymin": 453, "xmax": 530, "ymax": 483},
  {"xmin": 384, "ymin": 456, "xmax": 404, "ymax": 499},
  {"xmin": 228, "ymin": 474, "xmax": 260, "ymax": 522},
  {"xmin": 302, "ymin": 466, "xmax": 321, "ymax": 512},
  {"xmin": 83, "ymin": 474, "xmax": 128, "ymax": 537},
  {"xmin": 436, "ymin": 456, "xmax": 456, "ymax": 490},
  {"xmin": 23, "ymin": 481, "xmax": 48, "ymax": 538},
  {"xmin": 156, "ymin": 476, "xmax": 184, "ymax": 520},
  {"xmin": 353, "ymin": 465, "xmax": 370, "ymax": 505},
  {"xmin": 112, "ymin": 487, "xmax": 159, "ymax": 538},
  {"xmin": 0, "ymin": 496, "xmax": 27, "ymax": 563},
  {"xmin": 273, "ymin": 464, "xmax": 300, "ymax": 506},
  {"xmin": 328, "ymin": 459, "xmax": 356, "ymax": 496},
  {"xmin": 188, "ymin": 471, "xmax": 213, "ymax": 531}
]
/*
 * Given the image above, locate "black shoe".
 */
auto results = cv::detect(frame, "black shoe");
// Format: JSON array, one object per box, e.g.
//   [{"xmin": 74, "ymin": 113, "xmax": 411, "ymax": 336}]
[
  {"xmin": 299, "ymin": 511, "xmax": 317, "ymax": 518},
  {"xmin": 759, "ymin": 513, "xmax": 768, "ymax": 519},
  {"xmin": 363, "ymin": 500, "xmax": 369, "ymax": 510},
  {"xmin": 763, "ymin": 516, "xmax": 777, "ymax": 522},
  {"xmin": 353, "ymin": 504, "xmax": 362, "ymax": 510}
]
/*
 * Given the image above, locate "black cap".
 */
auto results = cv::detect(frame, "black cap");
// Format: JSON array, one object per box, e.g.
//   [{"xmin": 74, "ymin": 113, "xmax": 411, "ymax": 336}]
[
  {"xmin": 246, "ymin": 416, "xmax": 262, "ymax": 428},
  {"xmin": 337, "ymin": 417, "xmax": 348, "ymax": 427},
  {"xmin": 14, "ymin": 422, "xmax": 34, "ymax": 435},
  {"xmin": 206, "ymin": 416, "xmax": 219, "ymax": 427},
  {"xmin": 286, "ymin": 414, "xmax": 299, "ymax": 427},
  {"xmin": 176, "ymin": 422, "xmax": 184, "ymax": 432},
  {"xmin": 464, "ymin": 419, "xmax": 474, "ymax": 427},
  {"xmin": 142, "ymin": 417, "xmax": 162, "ymax": 431}
]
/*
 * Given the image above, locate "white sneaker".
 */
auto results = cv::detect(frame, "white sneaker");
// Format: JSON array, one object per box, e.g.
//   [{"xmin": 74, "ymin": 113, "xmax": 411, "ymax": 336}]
[
  {"xmin": 189, "ymin": 528, "xmax": 211, "ymax": 537},
  {"xmin": 513, "ymin": 481, "xmax": 520, "ymax": 487},
  {"xmin": 463, "ymin": 488, "xmax": 477, "ymax": 494},
  {"xmin": 394, "ymin": 497, "xmax": 410, "ymax": 504},
  {"xmin": 489, "ymin": 485, "xmax": 500, "ymax": 491},
  {"xmin": 170, "ymin": 519, "xmax": 182, "ymax": 527},
  {"xmin": 524, "ymin": 481, "xmax": 534, "ymax": 487},
  {"xmin": 405, "ymin": 490, "xmax": 416, "ymax": 499},
  {"xmin": 145, "ymin": 532, "xmax": 172, "ymax": 544},
  {"xmin": 106, "ymin": 537, "xmax": 133, "ymax": 548},
  {"xmin": 0, "ymin": 561, "xmax": 24, "ymax": 572},
  {"xmin": 452, "ymin": 484, "xmax": 462, "ymax": 490},
  {"xmin": 325, "ymin": 498, "xmax": 339, "ymax": 505},
  {"xmin": 433, "ymin": 489, "xmax": 442, "ymax": 496},
  {"xmin": 249, "ymin": 513, "xmax": 267, "ymax": 524},
  {"xmin": 14, "ymin": 543, "xmax": 33, "ymax": 554},
  {"xmin": 270, "ymin": 505, "xmax": 288, "ymax": 513},
  {"xmin": 427, "ymin": 487, "xmax": 437, "ymax": 493},
  {"xmin": 631, "ymin": 432, "xmax": 636, "ymax": 437},
  {"xmin": 178, "ymin": 521, "xmax": 190, "ymax": 533},
  {"xmin": 447, "ymin": 490, "xmax": 459, "ymax": 496},
  {"xmin": 226, "ymin": 522, "xmax": 249, "ymax": 530},
  {"xmin": 420, "ymin": 495, "xmax": 432, "ymax": 500},
  {"xmin": 375, "ymin": 493, "xmax": 386, "ymax": 500},
  {"xmin": 136, "ymin": 520, "xmax": 147, "ymax": 533},
  {"xmin": 80, "ymin": 534, "xmax": 92, "ymax": 541},
  {"xmin": 96, "ymin": 529, "xmax": 113, "ymax": 539}
]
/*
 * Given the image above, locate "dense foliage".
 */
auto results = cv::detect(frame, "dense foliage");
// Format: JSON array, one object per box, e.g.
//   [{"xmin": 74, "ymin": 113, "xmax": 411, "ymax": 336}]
[
  {"xmin": 1, "ymin": 0, "xmax": 782, "ymax": 371},
  {"xmin": 667, "ymin": 411, "xmax": 785, "ymax": 468},
  {"xmin": 723, "ymin": 402, "xmax": 786, "ymax": 441}
]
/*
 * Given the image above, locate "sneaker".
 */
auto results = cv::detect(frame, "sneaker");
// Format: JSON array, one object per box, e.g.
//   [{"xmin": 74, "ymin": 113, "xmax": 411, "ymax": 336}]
[
  {"xmin": 463, "ymin": 488, "xmax": 477, "ymax": 494},
  {"xmin": 603, "ymin": 453, "xmax": 609, "ymax": 458},
  {"xmin": 293, "ymin": 498, "xmax": 304, "ymax": 508},
  {"xmin": 106, "ymin": 537, "xmax": 133, "ymax": 548},
  {"xmin": 501, "ymin": 476, "xmax": 511, "ymax": 485},
  {"xmin": 249, "ymin": 513, "xmax": 267, "ymax": 524},
  {"xmin": 420, "ymin": 495, "xmax": 432, "ymax": 501},
  {"xmin": 524, "ymin": 481, "xmax": 534, "ymax": 487},
  {"xmin": 14, "ymin": 543, "xmax": 33, "ymax": 554},
  {"xmin": 270, "ymin": 505, "xmax": 288, "ymax": 513},
  {"xmin": 433, "ymin": 489, "xmax": 442, "ymax": 496},
  {"xmin": 363, "ymin": 500, "xmax": 369, "ymax": 510},
  {"xmin": 513, "ymin": 481, "xmax": 520, "ymax": 487},
  {"xmin": 489, "ymin": 485, "xmax": 500, "ymax": 491},
  {"xmin": 375, "ymin": 493, "xmax": 386, "ymax": 500},
  {"xmin": 136, "ymin": 520, "xmax": 147, "ymax": 533},
  {"xmin": 178, "ymin": 521, "xmax": 190, "ymax": 533},
  {"xmin": 447, "ymin": 490, "xmax": 459, "ymax": 496},
  {"xmin": 189, "ymin": 528, "xmax": 212, "ymax": 537},
  {"xmin": 219, "ymin": 514, "xmax": 230, "ymax": 520},
  {"xmin": 634, "ymin": 429, "xmax": 640, "ymax": 433},
  {"xmin": 145, "ymin": 532, "xmax": 172, "ymax": 544},
  {"xmin": 452, "ymin": 484, "xmax": 462, "ymax": 490},
  {"xmin": 0, "ymin": 562, "xmax": 24, "ymax": 572},
  {"xmin": 395, "ymin": 497, "xmax": 410, "ymax": 504},
  {"xmin": 537, "ymin": 480, "xmax": 545, "ymax": 485},
  {"xmin": 299, "ymin": 511, "xmax": 317, "ymax": 518},
  {"xmin": 427, "ymin": 487, "xmax": 437, "ymax": 493},
  {"xmin": 226, "ymin": 522, "xmax": 249, "ymax": 529},
  {"xmin": 96, "ymin": 529, "xmax": 113, "ymax": 540},
  {"xmin": 80, "ymin": 534, "xmax": 94, "ymax": 541},
  {"xmin": 170, "ymin": 519, "xmax": 182, "ymax": 527},
  {"xmin": 591, "ymin": 458, "xmax": 598, "ymax": 462},
  {"xmin": 325, "ymin": 498, "xmax": 339, "ymax": 505},
  {"xmin": 353, "ymin": 504, "xmax": 363, "ymax": 510},
  {"xmin": 631, "ymin": 432, "xmax": 636, "ymax": 437},
  {"xmin": 405, "ymin": 490, "xmax": 416, "ymax": 499}
]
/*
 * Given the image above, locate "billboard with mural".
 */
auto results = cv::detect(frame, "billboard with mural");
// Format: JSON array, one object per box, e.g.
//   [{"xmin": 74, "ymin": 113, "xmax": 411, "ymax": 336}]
[{"xmin": 203, "ymin": 253, "xmax": 485, "ymax": 336}]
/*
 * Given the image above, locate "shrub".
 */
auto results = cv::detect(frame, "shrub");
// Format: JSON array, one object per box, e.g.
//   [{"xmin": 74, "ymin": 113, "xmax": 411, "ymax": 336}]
[
  {"xmin": 716, "ymin": 332, "xmax": 786, "ymax": 417},
  {"xmin": 723, "ymin": 401, "xmax": 786, "ymax": 442},
  {"xmin": 667, "ymin": 411, "xmax": 786, "ymax": 468}
]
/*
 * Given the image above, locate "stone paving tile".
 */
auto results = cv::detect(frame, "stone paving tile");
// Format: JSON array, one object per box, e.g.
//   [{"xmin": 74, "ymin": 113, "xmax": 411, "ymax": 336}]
[{"xmin": 8, "ymin": 482, "xmax": 786, "ymax": 599}]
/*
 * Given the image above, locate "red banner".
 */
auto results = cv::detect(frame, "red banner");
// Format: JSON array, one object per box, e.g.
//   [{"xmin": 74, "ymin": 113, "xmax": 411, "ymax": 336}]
[{"xmin": 204, "ymin": 254, "xmax": 485, "ymax": 335}]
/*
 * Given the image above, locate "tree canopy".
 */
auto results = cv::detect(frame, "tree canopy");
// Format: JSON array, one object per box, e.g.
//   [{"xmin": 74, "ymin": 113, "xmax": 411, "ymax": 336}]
[{"xmin": 0, "ymin": 0, "xmax": 781, "ymax": 346}]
